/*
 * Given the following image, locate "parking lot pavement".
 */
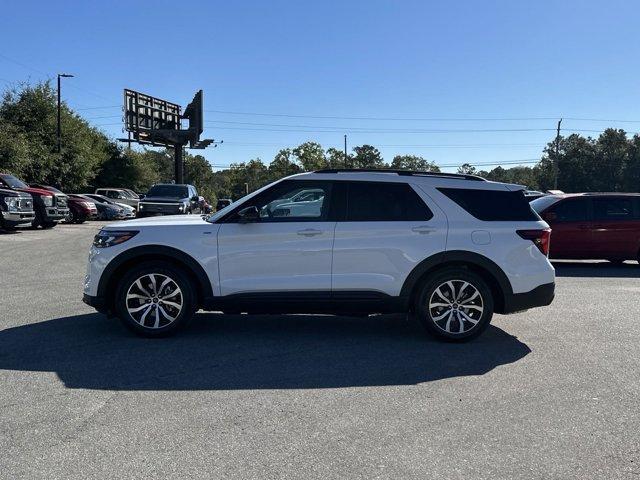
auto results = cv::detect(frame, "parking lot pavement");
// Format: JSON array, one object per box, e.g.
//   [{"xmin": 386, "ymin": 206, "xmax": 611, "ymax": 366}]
[{"xmin": 1, "ymin": 223, "xmax": 639, "ymax": 480}]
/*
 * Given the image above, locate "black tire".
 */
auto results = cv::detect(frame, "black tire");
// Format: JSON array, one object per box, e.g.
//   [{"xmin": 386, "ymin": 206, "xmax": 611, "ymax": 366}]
[
  {"xmin": 41, "ymin": 221, "xmax": 56, "ymax": 229},
  {"xmin": 0, "ymin": 218, "xmax": 15, "ymax": 232},
  {"xmin": 414, "ymin": 267, "xmax": 494, "ymax": 342},
  {"xmin": 114, "ymin": 261, "xmax": 197, "ymax": 337}
]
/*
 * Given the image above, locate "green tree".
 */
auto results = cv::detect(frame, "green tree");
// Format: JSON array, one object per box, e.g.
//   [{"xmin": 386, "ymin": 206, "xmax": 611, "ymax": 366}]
[
  {"xmin": 326, "ymin": 147, "xmax": 352, "ymax": 169},
  {"xmin": 269, "ymin": 148, "xmax": 302, "ymax": 179},
  {"xmin": 457, "ymin": 163, "xmax": 477, "ymax": 175},
  {"xmin": 0, "ymin": 81, "xmax": 109, "ymax": 191},
  {"xmin": 352, "ymin": 144, "xmax": 384, "ymax": 169},
  {"xmin": 390, "ymin": 154, "xmax": 439, "ymax": 172},
  {"xmin": 292, "ymin": 142, "xmax": 327, "ymax": 171}
]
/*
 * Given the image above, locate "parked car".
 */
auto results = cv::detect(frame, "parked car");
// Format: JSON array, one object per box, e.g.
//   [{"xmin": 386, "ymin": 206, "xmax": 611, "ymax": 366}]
[
  {"xmin": 0, "ymin": 188, "xmax": 35, "ymax": 231},
  {"xmin": 137, "ymin": 184, "xmax": 202, "ymax": 217},
  {"xmin": 83, "ymin": 169, "xmax": 555, "ymax": 341},
  {"xmin": 31, "ymin": 185, "xmax": 97, "ymax": 224},
  {"xmin": 0, "ymin": 174, "xmax": 69, "ymax": 228},
  {"xmin": 215, "ymin": 198, "xmax": 232, "ymax": 211},
  {"xmin": 72, "ymin": 194, "xmax": 125, "ymax": 220},
  {"xmin": 531, "ymin": 192, "xmax": 640, "ymax": 263},
  {"xmin": 84, "ymin": 194, "xmax": 135, "ymax": 219},
  {"xmin": 94, "ymin": 188, "xmax": 139, "ymax": 210}
]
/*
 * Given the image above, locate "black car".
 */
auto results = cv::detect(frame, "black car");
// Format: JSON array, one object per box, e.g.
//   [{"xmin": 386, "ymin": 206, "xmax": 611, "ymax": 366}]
[
  {"xmin": 0, "ymin": 188, "xmax": 35, "ymax": 230},
  {"xmin": 137, "ymin": 184, "xmax": 202, "ymax": 217}
]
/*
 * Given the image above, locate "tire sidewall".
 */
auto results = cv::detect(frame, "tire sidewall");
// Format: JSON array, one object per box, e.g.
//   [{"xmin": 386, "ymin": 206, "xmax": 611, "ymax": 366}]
[
  {"xmin": 115, "ymin": 261, "xmax": 196, "ymax": 337},
  {"xmin": 415, "ymin": 268, "xmax": 494, "ymax": 341}
]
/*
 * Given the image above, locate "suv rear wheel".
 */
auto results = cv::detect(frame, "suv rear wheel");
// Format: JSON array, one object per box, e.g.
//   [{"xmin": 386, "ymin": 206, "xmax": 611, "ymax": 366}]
[
  {"xmin": 414, "ymin": 268, "xmax": 494, "ymax": 342},
  {"xmin": 114, "ymin": 261, "xmax": 196, "ymax": 337}
]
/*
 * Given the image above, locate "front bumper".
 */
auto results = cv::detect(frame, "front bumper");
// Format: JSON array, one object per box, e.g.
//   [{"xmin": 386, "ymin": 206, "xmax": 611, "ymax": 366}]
[
  {"xmin": 503, "ymin": 282, "xmax": 555, "ymax": 314},
  {"xmin": 43, "ymin": 206, "xmax": 69, "ymax": 221},
  {"xmin": 138, "ymin": 203, "xmax": 185, "ymax": 216},
  {"xmin": 83, "ymin": 293, "xmax": 109, "ymax": 314},
  {"xmin": 1, "ymin": 210, "xmax": 36, "ymax": 227}
]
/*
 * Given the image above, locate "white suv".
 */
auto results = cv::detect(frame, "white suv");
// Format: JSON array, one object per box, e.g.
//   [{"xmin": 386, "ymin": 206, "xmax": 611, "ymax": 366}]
[{"xmin": 83, "ymin": 169, "xmax": 555, "ymax": 341}]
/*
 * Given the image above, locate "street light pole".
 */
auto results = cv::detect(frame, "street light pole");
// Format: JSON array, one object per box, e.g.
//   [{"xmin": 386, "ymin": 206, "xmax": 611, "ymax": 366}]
[{"xmin": 57, "ymin": 73, "xmax": 74, "ymax": 153}]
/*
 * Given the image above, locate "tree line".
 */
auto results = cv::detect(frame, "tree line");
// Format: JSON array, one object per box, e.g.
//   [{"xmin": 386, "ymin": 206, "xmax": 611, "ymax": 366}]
[{"xmin": 1, "ymin": 82, "xmax": 640, "ymax": 204}]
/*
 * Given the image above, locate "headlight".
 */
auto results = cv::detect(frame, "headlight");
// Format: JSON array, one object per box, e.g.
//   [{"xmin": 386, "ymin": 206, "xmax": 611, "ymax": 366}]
[
  {"xmin": 93, "ymin": 230, "xmax": 138, "ymax": 248},
  {"xmin": 5, "ymin": 197, "xmax": 19, "ymax": 211},
  {"xmin": 139, "ymin": 204, "xmax": 144, "ymax": 209},
  {"xmin": 42, "ymin": 195, "xmax": 53, "ymax": 206}
]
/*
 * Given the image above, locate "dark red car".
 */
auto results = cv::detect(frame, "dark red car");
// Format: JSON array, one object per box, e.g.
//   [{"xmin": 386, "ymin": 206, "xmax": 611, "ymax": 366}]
[{"xmin": 531, "ymin": 193, "xmax": 640, "ymax": 264}]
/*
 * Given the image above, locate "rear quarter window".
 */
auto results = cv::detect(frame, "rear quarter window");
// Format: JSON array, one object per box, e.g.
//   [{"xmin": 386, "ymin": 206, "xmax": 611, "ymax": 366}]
[{"xmin": 438, "ymin": 188, "xmax": 539, "ymax": 221}]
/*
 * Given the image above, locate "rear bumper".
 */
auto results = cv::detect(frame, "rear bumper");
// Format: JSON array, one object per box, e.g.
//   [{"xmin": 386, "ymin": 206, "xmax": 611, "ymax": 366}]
[
  {"xmin": 503, "ymin": 282, "xmax": 555, "ymax": 314},
  {"xmin": 1, "ymin": 210, "xmax": 36, "ymax": 227}
]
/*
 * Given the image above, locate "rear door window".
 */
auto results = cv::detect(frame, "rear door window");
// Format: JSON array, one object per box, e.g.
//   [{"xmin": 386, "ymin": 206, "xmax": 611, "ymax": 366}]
[
  {"xmin": 593, "ymin": 198, "xmax": 634, "ymax": 221},
  {"xmin": 438, "ymin": 188, "xmax": 538, "ymax": 221},
  {"xmin": 344, "ymin": 182, "xmax": 433, "ymax": 221}
]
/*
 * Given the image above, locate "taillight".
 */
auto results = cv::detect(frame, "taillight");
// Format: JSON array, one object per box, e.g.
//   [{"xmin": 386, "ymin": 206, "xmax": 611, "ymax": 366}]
[{"xmin": 517, "ymin": 228, "xmax": 551, "ymax": 256}]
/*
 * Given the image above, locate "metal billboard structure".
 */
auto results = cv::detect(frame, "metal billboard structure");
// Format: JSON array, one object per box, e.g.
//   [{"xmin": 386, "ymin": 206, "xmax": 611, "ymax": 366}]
[{"xmin": 122, "ymin": 89, "xmax": 217, "ymax": 183}]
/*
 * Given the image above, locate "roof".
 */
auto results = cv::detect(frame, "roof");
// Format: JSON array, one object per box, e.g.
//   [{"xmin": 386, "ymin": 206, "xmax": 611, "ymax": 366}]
[{"xmin": 313, "ymin": 168, "xmax": 485, "ymax": 182}]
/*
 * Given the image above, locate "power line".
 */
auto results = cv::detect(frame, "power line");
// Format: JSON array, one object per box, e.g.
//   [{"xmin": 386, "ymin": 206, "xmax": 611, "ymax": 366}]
[
  {"xmin": 0, "ymin": 53, "xmax": 114, "ymax": 102},
  {"xmin": 203, "ymin": 124, "xmax": 604, "ymax": 134},
  {"xmin": 205, "ymin": 108, "xmax": 640, "ymax": 124}
]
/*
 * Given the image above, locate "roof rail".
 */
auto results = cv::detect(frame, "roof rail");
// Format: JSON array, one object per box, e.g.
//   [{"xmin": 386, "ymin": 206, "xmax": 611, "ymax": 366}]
[{"xmin": 313, "ymin": 168, "xmax": 486, "ymax": 181}]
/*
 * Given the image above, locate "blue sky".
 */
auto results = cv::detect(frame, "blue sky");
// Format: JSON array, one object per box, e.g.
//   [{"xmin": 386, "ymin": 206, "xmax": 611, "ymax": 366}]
[{"xmin": 1, "ymin": 0, "xmax": 639, "ymax": 172}]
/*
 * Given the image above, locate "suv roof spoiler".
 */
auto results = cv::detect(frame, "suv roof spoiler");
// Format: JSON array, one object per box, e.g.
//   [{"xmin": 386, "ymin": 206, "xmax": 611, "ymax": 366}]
[{"xmin": 313, "ymin": 168, "xmax": 486, "ymax": 182}]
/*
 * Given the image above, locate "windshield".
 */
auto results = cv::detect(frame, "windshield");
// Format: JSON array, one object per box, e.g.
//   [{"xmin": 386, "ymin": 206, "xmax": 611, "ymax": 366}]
[
  {"xmin": 207, "ymin": 179, "xmax": 282, "ymax": 223},
  {"xmin": 122, "ymin": 190, "xmax": 139, "ymax": 199},
  {"xmin": 0, "ymin": 174, "xmax": 29, "ymax": 189},
  {"xmin": 530, "ymin": 195, "xmax": 562, "ymax": 213},
  {"xmin": 146, "ymin": 185, "xmax": 188, "ymax": 198}
]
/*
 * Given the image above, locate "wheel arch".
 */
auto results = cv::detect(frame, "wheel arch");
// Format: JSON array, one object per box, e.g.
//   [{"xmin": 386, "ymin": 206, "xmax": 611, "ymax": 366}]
[
  {"xmin": 400, "ymin": 251, "xmax": 513, "ymax": 314},
  {"xmin": 98, "ymin": 245, "xmax": 213, "ymax": 313}
]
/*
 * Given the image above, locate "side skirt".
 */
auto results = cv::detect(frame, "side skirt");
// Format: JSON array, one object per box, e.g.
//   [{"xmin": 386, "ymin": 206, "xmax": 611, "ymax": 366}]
[{"xmin": 202, "ymin": 291, "xmax": 409, "ymax": 315}]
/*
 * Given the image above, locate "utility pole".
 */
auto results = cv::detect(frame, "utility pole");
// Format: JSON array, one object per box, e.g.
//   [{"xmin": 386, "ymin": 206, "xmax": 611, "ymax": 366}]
[
  {"xmin": 344, "ymin": 134, "xmax": 348, "ymax": 168},
  {"xmin": 56, "ymin": 73, "xmax": 74, "ymax": 153},
  {"xmin": 553, "ymin": 118, "xmax": 563, "ymax": 190},
  {"xmin": 174, "ymin": 143, "xmax": 184, "ymax": 184}
]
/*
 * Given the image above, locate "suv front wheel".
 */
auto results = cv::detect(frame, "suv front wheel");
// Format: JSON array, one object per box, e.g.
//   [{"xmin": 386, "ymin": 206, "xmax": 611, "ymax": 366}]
[
  {"xmin": 414, "ymin": 268, "xmax": 494, "ymax": 342},
  {"xmin": 115, "ymin": 261, "xmax": 196, "ymax": 337}
]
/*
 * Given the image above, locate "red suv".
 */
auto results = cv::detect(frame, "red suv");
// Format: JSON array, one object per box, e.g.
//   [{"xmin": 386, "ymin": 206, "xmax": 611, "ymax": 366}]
[{"xmin": 531, "ymin": 193, "xmax": 640, "ymax": 264}]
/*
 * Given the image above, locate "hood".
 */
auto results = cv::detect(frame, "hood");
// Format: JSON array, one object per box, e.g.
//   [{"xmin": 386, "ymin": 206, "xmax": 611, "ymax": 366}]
[
  {"xmin": 140, "ymin": 196, "xmax": 186, "ymax": 203},
  {"xmin": 0, "ymin": 188, "xmax": 20, "ymax": 197},
  {"xmin": 17, "ymin": 186, "xmax": 54, "ymax": 197},
  {"xmin": 106, "ymin": 214, "xmax": 208, "ymax": 229},
  {"xmin": 116, "ymin": 202, "xmax": 134, "ymax": 211}
]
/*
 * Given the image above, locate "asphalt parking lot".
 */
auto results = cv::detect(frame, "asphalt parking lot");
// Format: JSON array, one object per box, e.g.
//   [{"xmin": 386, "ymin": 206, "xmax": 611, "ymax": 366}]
[{"xmin": 1, "ymin": 221, "xmax": 639, "ymax": 479}]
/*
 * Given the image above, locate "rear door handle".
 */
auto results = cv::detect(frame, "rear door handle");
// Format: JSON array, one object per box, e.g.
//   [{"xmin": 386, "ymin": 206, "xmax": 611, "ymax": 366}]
[
  {"xmin": 412, "ymin": 226, "xmax": 436, "ymax": 234},
  {"xmin": 297, "ymin": 228, "xmax": 322, "ymax": 237}
]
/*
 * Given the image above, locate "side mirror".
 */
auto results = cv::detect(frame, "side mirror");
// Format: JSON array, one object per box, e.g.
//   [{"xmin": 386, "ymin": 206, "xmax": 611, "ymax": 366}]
[
  {"xmin": 237, "ymin": 206, "xmax": 260, "ymax": 223},
  {"xmin": 191, "ymin": 195, "xmax": 200, "ymax": 202}
]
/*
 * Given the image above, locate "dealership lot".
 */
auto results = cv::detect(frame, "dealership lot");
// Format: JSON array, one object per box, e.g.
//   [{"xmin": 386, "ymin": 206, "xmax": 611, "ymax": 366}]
[{"xmin": 1, "ymin": 222, "xmax": 639, "ymax": 479}]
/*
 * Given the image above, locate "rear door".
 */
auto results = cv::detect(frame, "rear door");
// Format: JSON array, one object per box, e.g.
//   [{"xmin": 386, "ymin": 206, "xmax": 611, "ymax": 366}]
[
  {"xmin": 590, "ymin": 196, "xmax": 640, "ymax": 259},
  {"xmin": 545, "ymin": 197, "xmax": 592, "ymax": 258},
  {"xmin": 217, "ymin": 180, "xmax": 335, "ymax": 295},
  {"xmin": 331, "ymin": 181, "xmax": 447, "ymax": 296}
]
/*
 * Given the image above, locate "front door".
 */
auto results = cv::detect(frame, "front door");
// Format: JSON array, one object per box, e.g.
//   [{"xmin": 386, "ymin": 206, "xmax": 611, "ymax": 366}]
[
  {"xmin": 590, "ymin": 196, "xmax": 640, "ymax": 259},
  {"xmin": 217, "ymin": 180, "xmax": 335, "ymax": 295}
]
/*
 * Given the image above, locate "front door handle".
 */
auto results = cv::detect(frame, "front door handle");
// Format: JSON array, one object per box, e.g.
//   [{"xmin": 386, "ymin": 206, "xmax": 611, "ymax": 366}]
[
  {"xmin": 297, "ymin": 228, "xmax": 322, "ymax": 237},
  {"xmin": 412, "ymin": 226, "xmax": 436, "ymax": 234}
]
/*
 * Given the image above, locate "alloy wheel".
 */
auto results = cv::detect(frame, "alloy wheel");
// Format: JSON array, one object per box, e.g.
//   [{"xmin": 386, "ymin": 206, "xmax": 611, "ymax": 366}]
[
  {"xmin": 428, "ymin": 279, "xmax": 484, "ymax": 334},
  {"xmin": 125, "ymin": 273, "xmax": 183, "ymax": 329}
]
